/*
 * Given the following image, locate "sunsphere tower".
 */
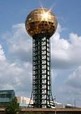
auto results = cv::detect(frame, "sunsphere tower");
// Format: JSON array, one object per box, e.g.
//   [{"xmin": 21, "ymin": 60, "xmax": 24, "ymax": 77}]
[{"xmin": 25, "ymin": 8, "xmax": 57, "ymax": 108}]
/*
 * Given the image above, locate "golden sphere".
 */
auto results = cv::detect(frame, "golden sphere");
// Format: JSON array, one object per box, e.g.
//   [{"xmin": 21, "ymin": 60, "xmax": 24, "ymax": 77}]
[{"xmin": 25, "ymin": 8, "xmax": 57, "ymax": 38}]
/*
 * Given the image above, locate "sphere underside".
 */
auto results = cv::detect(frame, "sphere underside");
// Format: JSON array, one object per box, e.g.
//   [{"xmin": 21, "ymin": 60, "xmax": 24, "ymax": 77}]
[
  {"xmin": 26, "ymin": 21, "xmax": 55, "ymax": 37},
  {"xmin": 25, "ymin": 8, "xmax": 57, "ymax": 37}
]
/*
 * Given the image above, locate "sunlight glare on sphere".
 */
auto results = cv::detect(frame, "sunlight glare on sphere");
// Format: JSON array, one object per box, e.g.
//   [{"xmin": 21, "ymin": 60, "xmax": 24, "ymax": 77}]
[{"xmin": 41, "ymin": 11, "xmax": 51, "ymax": 21}]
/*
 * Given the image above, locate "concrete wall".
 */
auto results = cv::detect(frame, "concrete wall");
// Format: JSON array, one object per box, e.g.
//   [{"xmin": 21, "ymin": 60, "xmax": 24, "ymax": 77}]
[
  {"xmin": 0, "ymin": 109, "xmax": 81, "ymax": 114},
  {"xmin": 0, "ymin": 111, "xmax": 81, "ymax": 114}
]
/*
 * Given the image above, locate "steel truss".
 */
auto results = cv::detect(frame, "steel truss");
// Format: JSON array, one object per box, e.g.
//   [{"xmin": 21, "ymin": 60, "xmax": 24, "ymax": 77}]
[{"xmin": 28, "ymin": 34, "xmax": 55, "ymax": 108}]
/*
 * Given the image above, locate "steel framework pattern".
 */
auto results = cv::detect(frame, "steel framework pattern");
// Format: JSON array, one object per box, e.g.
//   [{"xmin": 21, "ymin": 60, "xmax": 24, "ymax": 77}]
[{"xmin": 32, "ymin": 34, "xmax": 54, "ymax": 108}]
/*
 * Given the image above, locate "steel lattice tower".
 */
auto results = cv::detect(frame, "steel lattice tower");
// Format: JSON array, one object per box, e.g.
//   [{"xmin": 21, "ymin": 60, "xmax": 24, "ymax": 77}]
[{"xmin": 25, "ymin": 8, "xmax": 57, "ymax": 108}]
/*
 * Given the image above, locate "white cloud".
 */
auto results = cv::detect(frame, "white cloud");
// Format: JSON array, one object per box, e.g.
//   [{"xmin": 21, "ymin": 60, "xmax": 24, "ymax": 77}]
[
  {"xmin": 66, "ymin": 66, "xmax": 81, "ymax": 89},
  {"xmin": 0, "ymin": 60, "xmax": 32, "ymax": 97},
  {"xmin": 0, "ymin": 25, "xmax": 32, "ymax": 96},
  {"xmin": 51, "ymin": 24, "xmax": 81, "ymax": 68},
  {"xmin": 3, "ymin": 23, "xmax": 32, "ymax": 62},
  {"xmin": 54, "ymin": 66, "xmax": 81, "ymax": 106},
  {"xmin": 0, "ymin": 45, "xmax": 6, "ymax": 61}
]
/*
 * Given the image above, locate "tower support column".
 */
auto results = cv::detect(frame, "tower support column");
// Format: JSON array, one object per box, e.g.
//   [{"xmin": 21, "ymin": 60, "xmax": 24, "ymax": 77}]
[{"xmin": 32, "ymin": 34, "xmax": 54, "ymax": 108}]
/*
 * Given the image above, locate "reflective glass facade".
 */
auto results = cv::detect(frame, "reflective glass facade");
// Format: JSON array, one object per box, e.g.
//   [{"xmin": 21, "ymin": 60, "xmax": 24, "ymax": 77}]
[{"xmin": 0, "ymin": 90, "xmax": 15, "ymax": 106}]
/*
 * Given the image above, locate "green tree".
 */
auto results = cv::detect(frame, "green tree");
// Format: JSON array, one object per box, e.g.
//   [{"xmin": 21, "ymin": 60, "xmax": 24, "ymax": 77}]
[{"xmin": 5, "ymin": 97, "xmax": 20, "ymax": 114}]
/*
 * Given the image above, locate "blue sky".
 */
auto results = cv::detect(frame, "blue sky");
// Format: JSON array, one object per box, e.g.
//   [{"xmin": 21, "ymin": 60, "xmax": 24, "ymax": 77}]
[{"xmin": 0, "ymin": 0, "xmax": 81, "ymax": 107}]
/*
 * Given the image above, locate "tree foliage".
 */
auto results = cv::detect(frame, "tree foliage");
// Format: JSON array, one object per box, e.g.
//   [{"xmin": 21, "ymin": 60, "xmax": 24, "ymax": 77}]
[{"xmin": 5, "ymin": 97, "xmax": 20, "ymax": 114}]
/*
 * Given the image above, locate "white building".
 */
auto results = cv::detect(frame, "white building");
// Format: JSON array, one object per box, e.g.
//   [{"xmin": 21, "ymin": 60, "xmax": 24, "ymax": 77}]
[{"xmin": 17, "ymin": 96, "xmax": 33, "ymax": 107}]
